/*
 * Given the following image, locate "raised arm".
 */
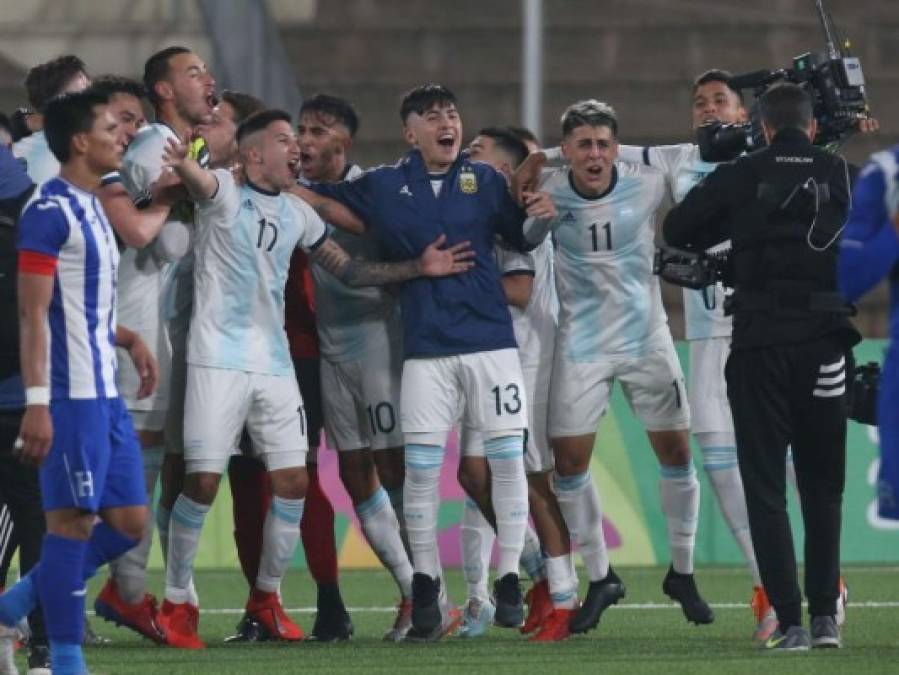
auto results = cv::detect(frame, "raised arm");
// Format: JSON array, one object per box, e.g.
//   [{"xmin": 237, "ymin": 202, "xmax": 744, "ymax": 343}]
[
  {"xmin": 162, "ymin": 137, "xmax": 218, "ymax": 202},
  {"xmin": 288, "ymin": 183, "xmax": 366, "ymax": 235},
  {"xmin": 97, "ymin": 171, "xmax": 184, "ymax": 249},
  {"xmin": 311, "ymin": 234, "xmax": 474, "ymax": 287}
]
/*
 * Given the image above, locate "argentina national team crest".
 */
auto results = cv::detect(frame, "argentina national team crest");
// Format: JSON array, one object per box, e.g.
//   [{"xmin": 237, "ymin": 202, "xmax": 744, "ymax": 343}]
[{"xmin": 459, "ymin": 168, "xmax": 478, "ymax": 194}]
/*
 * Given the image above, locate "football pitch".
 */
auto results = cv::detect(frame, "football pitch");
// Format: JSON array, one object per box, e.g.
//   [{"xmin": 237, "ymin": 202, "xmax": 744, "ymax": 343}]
[{"xmin": 33, "ymin": 565, "xmax": 899, "ymax": 674}]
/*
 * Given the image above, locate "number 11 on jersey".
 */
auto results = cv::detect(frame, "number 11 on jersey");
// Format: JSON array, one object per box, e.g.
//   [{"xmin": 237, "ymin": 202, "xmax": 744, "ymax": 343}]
[{"xmin": 588, "ymin": 221, "xmax": 612, "ymax": 251}]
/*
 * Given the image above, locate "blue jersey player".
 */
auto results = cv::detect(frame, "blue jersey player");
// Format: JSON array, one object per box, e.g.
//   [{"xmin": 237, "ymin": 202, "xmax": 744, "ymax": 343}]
[
  {"xmin": 838, "ymin": 145, "xmax": 899, "ymax": 521},
  {"xmin": 0, "ymin": 89, "xmax": 158, "ymax": 675},
  {"xmin": 300, "ymin": 84, "xmax": 557, "ymax": 640}
]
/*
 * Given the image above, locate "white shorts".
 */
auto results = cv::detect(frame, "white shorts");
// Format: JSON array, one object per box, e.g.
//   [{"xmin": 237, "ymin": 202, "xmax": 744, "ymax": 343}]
[
  {"xmin": 688, "ymin": 337, "xmax": 735, "ymax": 435},
  {"xmin": 460, "ymin": 362, "xmax": 551, "ymax": 473},
  {"xmin": 321, "ymin": 349, "xmax": 403, "ymax": 452},
  {"xmin": 129, "ymin": 409, "xmax": 167, "ymax": 433},
  {"xmin": 183, "ymin": 365, "xmax": 308, "ymax": 475},
  {"xmin": 549, "ymin": 336, "xmax": 690, "ymax": 437},
  {"xmin": 401, "ymin": 348, "xmax": 528, "ymax": 445}
]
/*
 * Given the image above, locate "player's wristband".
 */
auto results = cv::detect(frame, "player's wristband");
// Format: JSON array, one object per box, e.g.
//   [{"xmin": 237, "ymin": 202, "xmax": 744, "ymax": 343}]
[{"xmin": 25, "ymin": 386, "xmax": 50, "ymax": 406}]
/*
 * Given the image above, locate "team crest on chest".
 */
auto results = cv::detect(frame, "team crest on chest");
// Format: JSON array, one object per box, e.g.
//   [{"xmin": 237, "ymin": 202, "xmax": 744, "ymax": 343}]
[{"xmin": 459, "ymin": 169, "xmax": 478, "ymax": 194}]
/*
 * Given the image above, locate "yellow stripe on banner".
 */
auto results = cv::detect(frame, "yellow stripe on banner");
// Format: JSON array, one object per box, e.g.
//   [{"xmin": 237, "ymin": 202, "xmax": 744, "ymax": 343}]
[
  {"xmin": 338, "ymin": 524, "xmax": 382, "ymax": 569},
  {"xmin": 589, "ymin": 408, "xmax": 656, "ymax": 566}
]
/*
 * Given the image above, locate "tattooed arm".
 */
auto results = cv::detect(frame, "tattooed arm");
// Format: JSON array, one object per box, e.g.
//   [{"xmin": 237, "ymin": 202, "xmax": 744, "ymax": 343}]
[{"xmin": 312, "ymin": 234, "xmax": 475, "ymax": 287}]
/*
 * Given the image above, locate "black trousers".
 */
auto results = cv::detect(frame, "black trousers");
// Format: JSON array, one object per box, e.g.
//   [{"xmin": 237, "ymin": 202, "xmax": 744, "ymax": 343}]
[
  {"xmin": 0, "ymin": 410, "xmax": 47, "ymax": 645},
  {"xmin": 726, "ymin": 335, "xmax": 848, "ymax": 627}
]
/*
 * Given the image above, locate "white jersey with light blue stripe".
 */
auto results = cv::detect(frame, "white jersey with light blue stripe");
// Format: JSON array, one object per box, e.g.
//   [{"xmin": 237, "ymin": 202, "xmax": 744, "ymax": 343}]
[
  {"xmin": 189, "ymin": 171, "xmax": 328, "ymax": 376},
  {"xmin": 13, "ymin": 131, "xmax": 60, "ymax": 185},
  {"xmin": 309, "ymin": 164, "xmax": 403, "ymax": 362},
  {"xmin": 539, "ymin": 162, "xmax": 668, "ymax": 360},
  {"xmin": 620, "ymin": 143, "xmax": 732, "ymax": 340},
  {"xmin": 17, "ymin": 178, "xmax": 120, "ymax": 400}
]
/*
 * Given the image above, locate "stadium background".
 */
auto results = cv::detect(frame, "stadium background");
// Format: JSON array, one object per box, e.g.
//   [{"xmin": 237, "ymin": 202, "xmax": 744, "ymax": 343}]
[{"xmin": 1, "ymin": 0, "xmax": 896, "ymax": 569}]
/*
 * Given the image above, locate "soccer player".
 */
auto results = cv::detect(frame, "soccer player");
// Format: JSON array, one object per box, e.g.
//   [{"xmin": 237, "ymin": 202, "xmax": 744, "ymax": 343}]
[
  {"xmin": 1, "ymin": 88, "xmax": 157, "ymax": 675},
  {"xmin": 158, "ymin": 108, "xmax": 474, "ymax": 648},
  {"xmin": 105, "ymin": 47, "xmax": 215, "ymax": 646},
  {"xmin": 13, "ymin": 55, "xmax": 91, "ymax": 184},
  {"xmin": 297, "ymin": 94, "xmax": 413, "ymax": 641},
  {"xmin": 517, "ymin": 100, "xmax": 712, "ymax": 634},
  {"xmin": 457, "ymin": 126, "xmax": 563, "ymax": 641},
  {"xmin": 839, "ymin": 145, "xmax": 899, "ymax": 523},
  {"xmin": 300, "ymin": 84, "xmax": 555, "ymax": 640}
]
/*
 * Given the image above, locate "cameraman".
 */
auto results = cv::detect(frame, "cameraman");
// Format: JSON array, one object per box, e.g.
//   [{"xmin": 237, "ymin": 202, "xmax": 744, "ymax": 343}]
[
  {"xmin": 837, "ymin": 144, "xmax": 899, "ymax": 521},
  {"xmin": 663, "ymin": 83, "xmax": 859, "ymax": 651}
]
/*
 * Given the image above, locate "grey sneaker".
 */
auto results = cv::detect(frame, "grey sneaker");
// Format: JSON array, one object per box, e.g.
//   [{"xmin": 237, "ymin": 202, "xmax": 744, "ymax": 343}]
[
  {"xmin": 761, "ymin": 625, "xmax": 811, "ymax": 652},
  {"xmin": 810, "ymin": 615, "xmax": 841, "ymax": 648}
]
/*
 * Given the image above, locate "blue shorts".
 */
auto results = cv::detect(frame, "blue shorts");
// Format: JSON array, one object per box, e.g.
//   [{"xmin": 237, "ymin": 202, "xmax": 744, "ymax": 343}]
[
  {"xmin": 878, "ymin": 347, "xmax": 899, "ymax": 520},
  {"xmin": 40, "ymin": 397, "xmax": 147, "ymax": 513}
]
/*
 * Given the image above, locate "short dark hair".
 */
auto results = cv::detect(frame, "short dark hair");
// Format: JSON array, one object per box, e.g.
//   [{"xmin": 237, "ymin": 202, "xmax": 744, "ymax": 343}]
[
  {"xmin": 9, "ymin": 109, "xmax": 32, "ymax": 142},
  {"xmin": 143, "ymin": 46, "xmax": 191, "ymax": 106},
  {"xmin": 692, "ymin": 68, "xmax": 744, "ymax": 103},
  {"xmin": 24, "ymin": 55, "xmax": 88, "ymax": 112},
  {"xmin": 506, "ymin": 125, "xmax": 539, "ymax": 148},
  {"xmin": 560, "ymin": 99, "xmax": 618, "ymax": 138},
  {"xmin": 237, "ymin": 108, "xmax": 292, "ymax": 145},
  {"xmin": 44, "ymin": 89, "xmax": 109, "ymax": 164},
  {"xmin": 220, "ymin": 90, "xmax": 266, "ymax": 126},
  {"xmin": 476, "ymin": 127, "xmax": 529, "ymax": 169},
  {"xmin": 759, "ymin": 83, "xmax": 814, "ymax": 132},
  {"xmin": 399, "ymin": 84, "xmax": 456, "ymax": 122},
  {"xmin": 90, "ymin": 75, "xmax": 146, "ymax": 101},
  {"xmin": 300, "ymin": 94, "xmax": 360, "ymax": 137}
]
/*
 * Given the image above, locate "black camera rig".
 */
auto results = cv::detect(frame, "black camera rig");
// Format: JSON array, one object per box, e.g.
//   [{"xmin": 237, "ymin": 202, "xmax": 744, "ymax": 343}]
[
  {"xmin": 653, "ymin": 247, "xmax": 732, "ymax": 310},
  {"xmin": 698, "ymin": 0, "xmax": 869, "ymax": 163}
]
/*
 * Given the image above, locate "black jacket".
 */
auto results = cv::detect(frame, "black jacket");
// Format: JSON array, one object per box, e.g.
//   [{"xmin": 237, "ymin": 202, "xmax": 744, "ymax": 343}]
[{"xmin": 663, "ymin": 127, "xmax": 860, "ymax": 351}]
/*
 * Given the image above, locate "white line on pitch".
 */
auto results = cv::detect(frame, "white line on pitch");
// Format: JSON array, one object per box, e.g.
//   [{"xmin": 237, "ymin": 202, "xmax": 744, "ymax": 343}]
[{"xmin": 105, "ymin": 600, "xmax": 898, "ymax": 616}]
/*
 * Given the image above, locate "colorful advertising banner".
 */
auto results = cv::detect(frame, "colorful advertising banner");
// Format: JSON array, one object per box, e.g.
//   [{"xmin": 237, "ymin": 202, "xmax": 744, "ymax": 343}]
[{"xmin": 147, "ymin": 339, "xmax": 897, "ymax": 570}]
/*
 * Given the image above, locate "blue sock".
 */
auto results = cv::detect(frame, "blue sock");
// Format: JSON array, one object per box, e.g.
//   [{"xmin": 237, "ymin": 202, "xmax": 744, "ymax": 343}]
[
  {"xmin": 38, "ymin": 535, "xmax": 87, "ymax": 673},
  {"xmin": 49, "ymin": 641, "xmax": 87, "ymax": 675},
  {"xmin": 83, "ymin": 522, "xmax": 138, "ymax": 581},
  {"xmin": 0, "ymin": 565, "xmax": 39, "ymax": 626}
]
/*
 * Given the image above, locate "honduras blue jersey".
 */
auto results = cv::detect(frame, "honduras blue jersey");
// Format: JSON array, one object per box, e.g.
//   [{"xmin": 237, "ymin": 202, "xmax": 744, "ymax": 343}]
[
  {"xmin": 17, "ymin": 177, "xmax": 120, "ymax": 400},
  {"xmin": 839, "ymin": 145, "xmax": 899, "ymax": 520},
  {"xmin": 533, "ymin": 163, "xmax": 667, "ymax": 360},
  {"xmin": 13, "ymin": 131, "xmax": 60, "ymax": 185},
  {"xmin": 839, "ymin": 146, "xmax": 899, "ymax": 328},
  {"xmin": 308, "ymin": 164, "xmax": 403, "ymax": 363},
  {"xmin": 314, "ymin": 149, "xmax": 529, "ymax": 359},
  {"xmin": 189, "ymin": 171, "xmax": 328, "ymax": 376},
  {"xmin": 620, "ymin": 143, "xmax": 732, "ymax": 340}
]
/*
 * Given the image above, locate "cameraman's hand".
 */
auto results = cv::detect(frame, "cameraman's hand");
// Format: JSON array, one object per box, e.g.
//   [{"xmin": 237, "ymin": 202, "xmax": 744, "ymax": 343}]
[
  {"xmin": 892, "ymin": 211, "xmax": 899, "ymax": 238},
  {"xmin": 858, "ymin": 117, "xmax": 879, "ymax": 134}
]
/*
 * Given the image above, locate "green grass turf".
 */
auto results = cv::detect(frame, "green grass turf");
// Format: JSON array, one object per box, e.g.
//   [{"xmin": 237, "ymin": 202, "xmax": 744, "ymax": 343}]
[{"xmin": 21, "ymin": 565, "xmax": 899, "ymax": 674}]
